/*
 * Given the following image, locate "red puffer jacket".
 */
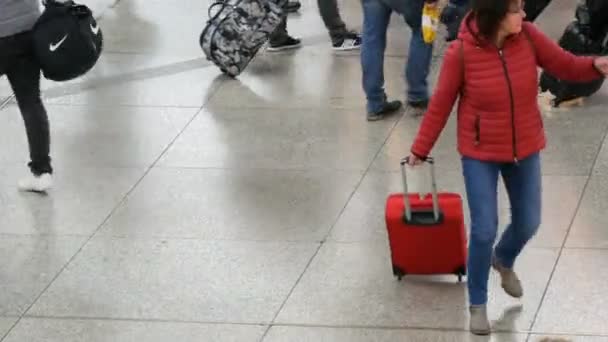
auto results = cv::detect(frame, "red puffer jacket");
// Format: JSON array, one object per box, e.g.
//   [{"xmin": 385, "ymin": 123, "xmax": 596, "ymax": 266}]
[{"xmin": 411, "ymin": 15, "xmax": 603, "ymax": 162}]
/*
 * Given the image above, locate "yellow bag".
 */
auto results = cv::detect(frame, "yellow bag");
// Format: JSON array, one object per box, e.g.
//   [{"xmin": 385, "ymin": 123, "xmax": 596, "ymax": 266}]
[{"xmin": 422, "ymin": 2, "xmax": 440, "ymax": 44}]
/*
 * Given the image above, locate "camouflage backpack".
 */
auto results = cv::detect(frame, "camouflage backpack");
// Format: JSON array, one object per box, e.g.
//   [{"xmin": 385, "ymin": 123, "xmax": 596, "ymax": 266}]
[{"xmin": 200, "ymin": 0, "xmax": 287, "ymax": 77}]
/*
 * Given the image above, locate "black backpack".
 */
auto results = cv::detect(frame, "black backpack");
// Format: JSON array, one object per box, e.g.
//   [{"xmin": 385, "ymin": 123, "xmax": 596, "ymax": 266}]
[
  {"xmin": 539, "ymin": 1, "xmax": 607, "ymax": 106},
  {"xmin": 32, "ymin": 0, "xmax": 103, "ymax": 82},
  {"xmin": 586, "ymin": 0, "xmax": 608, "ymax": 41}
]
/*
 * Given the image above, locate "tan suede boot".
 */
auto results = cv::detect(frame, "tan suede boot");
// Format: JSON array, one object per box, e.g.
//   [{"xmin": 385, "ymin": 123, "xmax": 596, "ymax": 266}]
[
  {"xmin": 469, "ymin": 305, "xmax": 491, "ymax": 335},
  {"xmin": 492, "ymin": 256, "xmax": 523, "ymax": 298}
]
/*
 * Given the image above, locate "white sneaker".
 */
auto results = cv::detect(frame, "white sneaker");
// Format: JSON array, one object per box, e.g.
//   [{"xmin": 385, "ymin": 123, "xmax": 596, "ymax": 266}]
[
  {"xmin": 18, "ymin": 173, "xmax": 53, "ymax": 193},
  {"xmin": 332, "ymin": 35, "xmax": 362, "ymax": 51}
]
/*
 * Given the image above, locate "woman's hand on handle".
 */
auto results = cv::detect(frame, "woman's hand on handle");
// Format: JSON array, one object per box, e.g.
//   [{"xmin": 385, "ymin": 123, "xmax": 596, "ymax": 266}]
[
  {"xmin": 594, "ymin": 57, "xmax": 608, "ymax": 76},
  {"xmin": 406, "ymin": 154, "xmax": 425, "ymax": 167}
]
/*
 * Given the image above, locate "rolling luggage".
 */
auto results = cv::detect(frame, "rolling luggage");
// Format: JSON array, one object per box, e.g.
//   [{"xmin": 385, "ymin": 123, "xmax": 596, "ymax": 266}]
[
  {"xmin": 539, "ymin": 2, "xmax": 607, "ymax": 106},
  {"xmin": 200, "ymin": 0, "xmax": 287, "ymax": 77},
  {"xmin": 385, "ymin": 157, "xmax": 467, "ymax": 282}
]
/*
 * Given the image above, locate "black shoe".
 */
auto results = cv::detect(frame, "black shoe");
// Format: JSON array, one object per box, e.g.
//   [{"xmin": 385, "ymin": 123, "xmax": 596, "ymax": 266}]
[
  {"xmin": 408, "ymin": 99, "xmax": 429, "ymax": 116},
  {"xmin": 286, "ymin": 1, "xmax": 301, "ymax": 13},
  {"xmin": 268, "ymin": 36, "xmax": 302, "ymax": 52},
  {"xmin": 408, "ymin": 99, "xmax": 429, "ymax": 109},
  {"xmin": 367, "ymin": 100, "xmax": 403, "ymax": 121},
  {"xmin": 332, "ymin": 33, "xmax": 362, "ymax": 51}
]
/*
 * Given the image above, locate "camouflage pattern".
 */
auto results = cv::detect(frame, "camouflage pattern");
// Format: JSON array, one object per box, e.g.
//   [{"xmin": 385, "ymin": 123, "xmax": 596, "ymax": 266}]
[{"xmin": 200, "ymin": 0, "xmax": 287, "ymax": 77}]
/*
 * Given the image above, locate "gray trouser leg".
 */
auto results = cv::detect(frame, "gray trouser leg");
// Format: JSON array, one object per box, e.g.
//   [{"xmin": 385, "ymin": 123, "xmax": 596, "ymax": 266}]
[{"xmin": 317, "ymin": 0, "xmax": 348, "ymax": 41}]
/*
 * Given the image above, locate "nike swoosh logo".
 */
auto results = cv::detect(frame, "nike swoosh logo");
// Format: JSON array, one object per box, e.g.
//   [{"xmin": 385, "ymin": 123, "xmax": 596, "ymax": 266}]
[
  {"xmin": 49, "ymin": 34, "xmax": 68, "ymax": 52},
  {"xmin": 90, "ymin": 22, "xmax": 100, "ymax": 35}
]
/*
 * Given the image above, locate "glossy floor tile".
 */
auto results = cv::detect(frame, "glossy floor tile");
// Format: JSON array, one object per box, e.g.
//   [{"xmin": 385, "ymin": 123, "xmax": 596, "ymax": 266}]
[
  {"xmin": 0, "ymin": 236, "xmax": 85, "ymax": 316},
  {"xmin": 275, "ymin": 242, "xmax": 558, "ymax": 332},
  {"xmin": 97, "ymin": 0, "xmax": 208, "ymax": 57},
  {"xmin": 0, "ymin": 318, "xmax": 16, "ymax": 339},
  {"xmin": 0, "ymin": 104, "xmax": 199, "ymax": 168},
  {"xmin": 158, "ymin": 107, "xmax": 397, "ymax": 170},
  {"xmin": 28, "ymin": 238, "xmax": 319, "ymax": 323},
  {"xmin": 566, "ymin": 175, "xmax": 608, "ymax": 248},
  {"xmin": 207, "ymin": 54, "xmax": 407, "ymax": 110},
  {"xmin": 0, "ymin": 78, "xmax": 11, "ymax": 99},
  {"xmin": 370, "ymin": 114, "xmax": 461, "ymax": 174},
  {"xmin": 263, "ymin": 326, "xmax": 528, "ymax": 342},
  {"xmin": 2, "ymin": 318, "xmax": 265, "ymax": 342},
  {"xmin": 98, "ymin": 167, "xmax": 361, "ymax": 241},
  {"xmin": 43, "ymin": 66, "xmax": 221, "ymax": 108},
  {"xmin": 539, "ymin": 108, "xmax": 608, "ymax": 176},
  {"xmin": 592, "ymin": 137, "xmax": 608, "ymax": 176},
  {"xmin": 2, "ymin": 0, "xmax": 607, "ymax": 339},
  {"xmin": 533, "ymin": 249, "xmax": 608, "ymax": 336},
  {"xmin": 0, "ymin": 166, "xmax": 144, "ymax": 236},
  {"xmin": 529, "ymin": 336, "xmax": 608, "ymax": 342}
]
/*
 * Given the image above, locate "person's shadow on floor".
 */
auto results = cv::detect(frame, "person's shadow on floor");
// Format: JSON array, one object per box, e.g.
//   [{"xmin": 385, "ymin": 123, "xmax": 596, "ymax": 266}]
[{"xmin": 491, "ymin": 304, "xmax": 524, "ymax": 341}]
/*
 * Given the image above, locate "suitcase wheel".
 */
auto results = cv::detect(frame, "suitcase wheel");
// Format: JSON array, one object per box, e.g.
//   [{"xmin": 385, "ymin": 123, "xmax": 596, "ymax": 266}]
[
  {"xmin": 392, "ymin": 265, "xmax": 405, "ymax": 281},
  {"xmin": 455, "ymin": 266, "xmax": 466, "ymax": 283},
  {"xmin": 392, "ymin": 266, "xmax": 466, "ymax": 282}
]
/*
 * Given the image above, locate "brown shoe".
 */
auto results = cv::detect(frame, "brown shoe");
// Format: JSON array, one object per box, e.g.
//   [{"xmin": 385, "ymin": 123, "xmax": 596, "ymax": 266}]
[
  {"xmin": 492, "ymin": 255, "xmax": 523, "ymax": 298},
  {"xmin": 469, "ymin": 305, "xmax": 491, "ymax": 335}
]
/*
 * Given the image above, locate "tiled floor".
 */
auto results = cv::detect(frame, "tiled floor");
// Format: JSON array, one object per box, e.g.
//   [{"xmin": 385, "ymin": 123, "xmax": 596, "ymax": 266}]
[{"xmin": 1, "ymin": 0, "xmax": 608, "ymax": 341}]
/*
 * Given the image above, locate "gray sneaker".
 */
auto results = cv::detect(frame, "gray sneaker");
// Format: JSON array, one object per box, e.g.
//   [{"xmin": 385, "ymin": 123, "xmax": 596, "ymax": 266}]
[
  {"xmin": 367, "ymin": 100, "xmax": 402, "ymax": 121},
  {"xmin": 469, "ymin": 305, "xmax": 491, "ymax": 335},
  {"xmin": 492, "ymin": 256, "xmax": 523, "ymax": 298}
]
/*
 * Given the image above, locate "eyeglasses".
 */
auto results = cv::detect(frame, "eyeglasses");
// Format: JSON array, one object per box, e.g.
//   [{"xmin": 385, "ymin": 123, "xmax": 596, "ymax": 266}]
[{"xmin": 508, "ymin": 1, "xmax": 525, "ymax": 13}]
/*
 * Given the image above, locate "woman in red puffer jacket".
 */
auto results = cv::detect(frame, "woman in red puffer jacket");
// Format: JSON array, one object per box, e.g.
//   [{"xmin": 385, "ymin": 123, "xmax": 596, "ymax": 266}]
[{"xmin": 406, "ymin": 0, "xmax": 608, "ymax": 336}]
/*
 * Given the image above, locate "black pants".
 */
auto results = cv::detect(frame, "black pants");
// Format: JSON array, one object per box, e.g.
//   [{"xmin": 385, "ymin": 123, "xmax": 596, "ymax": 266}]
[
  {"xmin": 588, "ymin": 0, "xmax": 608, "ymax": 42},
  {"xmin": 270, "ymin": 4, "xmax": 289, "ymax": 45},
  {"xmin": 317, "ymin": 0, "xmax": 349, "ymax": 42},
  {"xmin": 0, "ymin": 31, "xmax": 52, "ymax": 175},
  {"xmin": 271, "ymin": 0, "xmax": 351, "ymax": 45}
]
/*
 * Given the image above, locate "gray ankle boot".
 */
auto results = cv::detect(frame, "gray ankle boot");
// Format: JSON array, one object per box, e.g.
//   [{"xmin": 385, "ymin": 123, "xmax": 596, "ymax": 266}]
[
  {"xmin": 492, "ymin": 256, "xmax": 523, "ymax": 298},
  {"xmin": 469, "ymin": 305, "xmax": 491, "ymax": 335}
]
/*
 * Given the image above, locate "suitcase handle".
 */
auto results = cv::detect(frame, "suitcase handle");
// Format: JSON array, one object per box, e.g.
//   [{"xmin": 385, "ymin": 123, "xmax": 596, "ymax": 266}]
[
  {"xmin": 208, "ymin": 2, "xmax": 227, "ymax": 18},
  {"xmin": 400, "ymin": 156, "xmax": 442, "ymax": 225}
]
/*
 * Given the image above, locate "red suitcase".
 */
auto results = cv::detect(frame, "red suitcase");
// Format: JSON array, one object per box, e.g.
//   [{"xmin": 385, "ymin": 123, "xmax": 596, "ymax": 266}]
[{"xmin": 385, "ymin": 157, "xmax": 467, "ymax": 282}]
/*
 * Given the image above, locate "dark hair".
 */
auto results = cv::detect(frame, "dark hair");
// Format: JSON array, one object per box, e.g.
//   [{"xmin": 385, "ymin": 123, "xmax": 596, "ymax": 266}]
[{"xmin": 468, "ymin": 0, "xmax": 517, "ymax": 40}]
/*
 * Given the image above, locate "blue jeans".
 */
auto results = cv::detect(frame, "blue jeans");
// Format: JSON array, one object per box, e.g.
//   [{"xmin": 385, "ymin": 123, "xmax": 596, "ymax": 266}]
[
  {"xmin": 462, "ymin": 153, "xmax": 542, "ymax": 306},
  {"xmin": 360, "ymin": 0, "xmax": 433, "ymax": 113}
]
